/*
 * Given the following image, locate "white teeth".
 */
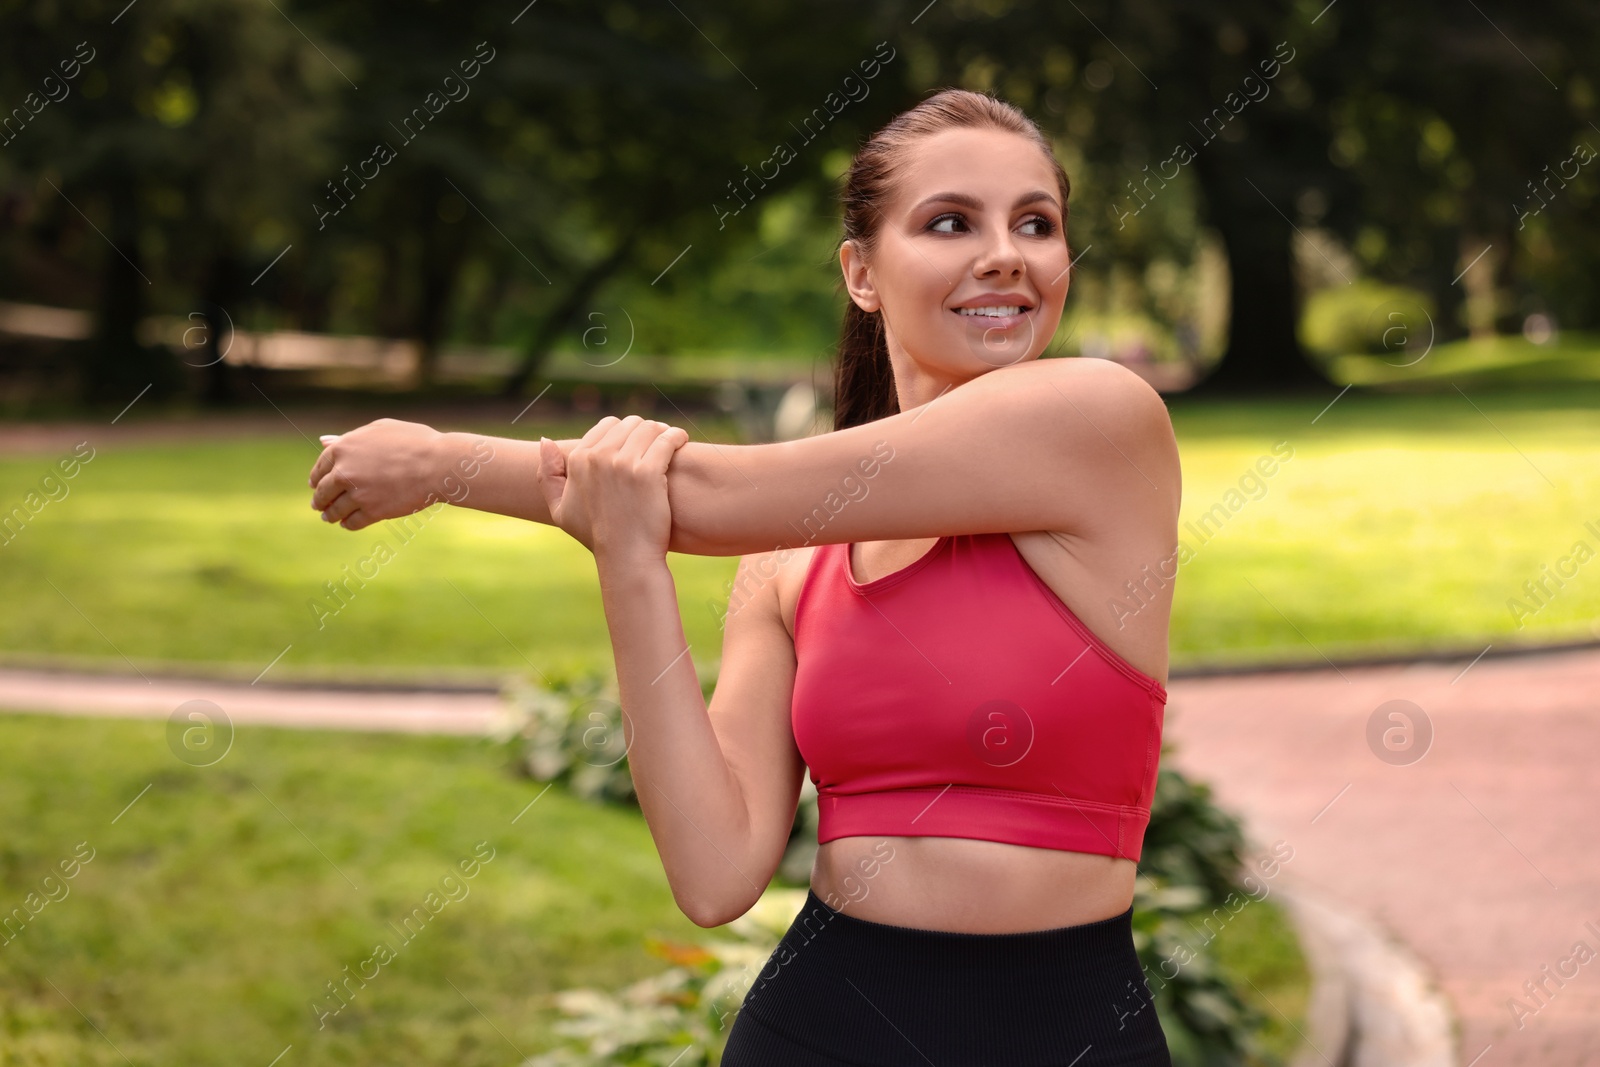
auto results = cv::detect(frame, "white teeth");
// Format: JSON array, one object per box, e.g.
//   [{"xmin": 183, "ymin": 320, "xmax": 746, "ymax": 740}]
[{"xmin": 956, "ymin": 305, "xmax": 1023, "ymax": 317}]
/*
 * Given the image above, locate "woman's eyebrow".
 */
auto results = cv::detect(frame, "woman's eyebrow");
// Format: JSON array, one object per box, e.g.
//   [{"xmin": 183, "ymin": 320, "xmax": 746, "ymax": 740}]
[
  {"xmin": 910, "ymin": 189, "xmax": 1061, "ymax": 213},
  {"xmin": 1014, "ymin": 189, "xmax": 1061, "ymax": 210}
]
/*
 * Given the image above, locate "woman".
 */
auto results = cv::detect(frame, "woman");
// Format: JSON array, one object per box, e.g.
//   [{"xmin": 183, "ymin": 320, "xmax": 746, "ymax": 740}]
[{"xmin": 310, "ymin": 89, "xmax": 1179, "ymax": 1064}]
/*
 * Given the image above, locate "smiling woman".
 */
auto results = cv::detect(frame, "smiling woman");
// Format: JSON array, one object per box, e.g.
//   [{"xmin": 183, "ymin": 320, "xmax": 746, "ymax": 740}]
[{"xmin": 308, "ymin": 88, "xmax": 1179, "ymax": 1065}]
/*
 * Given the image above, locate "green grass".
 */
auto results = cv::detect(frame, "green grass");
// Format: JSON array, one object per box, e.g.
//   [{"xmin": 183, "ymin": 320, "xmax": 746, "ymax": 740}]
[
  {"xmin": 0, "ymin": 713, "xmax": 1311, "ymax": 1066},
  {"xmin": 0, "ymin": 713, "xmax": 708, "ymax": 1066},
  {"xmin": 1328, "ymin": 331, "xmax": 1600, "ymax": 389},
  {"xmin": 0, "ymin": 417, "xmax": 740, "ymax": 684},
  {"xmin": 3, "ymin": 385, "xmax": 1598, "ymax": 679},
  {"xmin": 1164, "ymin": 382, "xmax": 1600, "ymax": 667}
]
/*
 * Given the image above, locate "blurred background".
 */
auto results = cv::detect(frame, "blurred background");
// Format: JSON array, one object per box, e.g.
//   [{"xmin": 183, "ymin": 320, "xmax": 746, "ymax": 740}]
[{"xmin": 1, "ymin": 1, "xmax": 1596, "ymax": 1064}]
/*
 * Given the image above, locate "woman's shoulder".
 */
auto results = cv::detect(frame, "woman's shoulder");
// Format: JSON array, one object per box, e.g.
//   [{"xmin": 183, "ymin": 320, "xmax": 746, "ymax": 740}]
[{"xmin": 727, "ymin": 543, "xmax": 826, "ymax": 643}]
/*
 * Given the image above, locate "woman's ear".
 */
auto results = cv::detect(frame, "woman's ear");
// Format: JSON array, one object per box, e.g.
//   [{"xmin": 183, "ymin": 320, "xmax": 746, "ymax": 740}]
[{"xmin": 839, "ymin": 239, "xmax": 881, "ymax": 313}]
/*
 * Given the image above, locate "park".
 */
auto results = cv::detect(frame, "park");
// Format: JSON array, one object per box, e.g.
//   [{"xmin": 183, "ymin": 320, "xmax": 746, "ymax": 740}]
[{"xmin": 1, "ymin": 2, "xmax": 1596, "ymax": 1065}]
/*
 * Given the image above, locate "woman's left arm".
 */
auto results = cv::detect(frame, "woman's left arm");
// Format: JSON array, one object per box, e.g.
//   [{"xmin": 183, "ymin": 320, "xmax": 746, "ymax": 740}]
[{"xmin": 310, "ymin": 357, "xmax": 1176, "ymax": 551}]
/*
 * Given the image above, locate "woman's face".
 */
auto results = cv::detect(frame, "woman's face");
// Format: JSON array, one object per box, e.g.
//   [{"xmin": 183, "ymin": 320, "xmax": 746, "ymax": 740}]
[{"xmin": 841, "ymin": 126, "xmax": 1072, "ymax": 381}]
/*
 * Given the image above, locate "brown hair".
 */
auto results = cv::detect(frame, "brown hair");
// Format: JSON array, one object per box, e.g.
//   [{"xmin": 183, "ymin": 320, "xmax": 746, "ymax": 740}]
[{"xmin": 830, "ymin": 88, "xmax": 1072, "ymax": 431}]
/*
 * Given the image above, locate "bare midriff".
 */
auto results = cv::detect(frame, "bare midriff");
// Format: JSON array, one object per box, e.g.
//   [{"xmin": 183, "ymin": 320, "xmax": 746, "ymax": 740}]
[{"xmin": 809, "ymin": 834, "xmax": 1137, "ymax": 933}]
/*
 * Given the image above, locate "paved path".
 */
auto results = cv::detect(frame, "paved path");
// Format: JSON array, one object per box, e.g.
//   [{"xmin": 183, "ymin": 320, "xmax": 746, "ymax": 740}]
[
  {"xmin": 1, "ymin": 647, "xmax": 1596, "ymax": 1065},
  {"xmin": 1161, "ymin": 647, "xmax": 1599, "ymax": 1067},
  {"xmin": 0, "ymin": 667, "xmax": 505, "ymax": 735}
]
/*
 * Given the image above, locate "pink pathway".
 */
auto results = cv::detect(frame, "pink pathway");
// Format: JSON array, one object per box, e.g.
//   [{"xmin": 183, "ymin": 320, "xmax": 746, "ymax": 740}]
[{"xmin": 1162, "ymin": 646, "xmax": 1600, "ymax": 1067}]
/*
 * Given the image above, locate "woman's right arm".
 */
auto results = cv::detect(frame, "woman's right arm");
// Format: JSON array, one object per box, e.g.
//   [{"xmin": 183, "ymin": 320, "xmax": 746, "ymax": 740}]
[{"xmin": 308, "ymin": 419, "xmax": 581, "ymax": 529}]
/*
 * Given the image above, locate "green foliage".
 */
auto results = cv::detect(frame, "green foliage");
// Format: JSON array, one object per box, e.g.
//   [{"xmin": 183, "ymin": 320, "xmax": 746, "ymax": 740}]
[
  {"xmin": 6, "ymin": 0, "xmax": 1598, "ymax": 400},
  {"xmin": 1301, "ymin": 280, "xmax": 1436, "ymax": 357},
  {"xmin": 518, "ymin": 898, "xmax": 793, "ymax": 1067},
  {"xmin": 1132, "ymin": 766, "xmax": 1279, "ymax": 1066}
]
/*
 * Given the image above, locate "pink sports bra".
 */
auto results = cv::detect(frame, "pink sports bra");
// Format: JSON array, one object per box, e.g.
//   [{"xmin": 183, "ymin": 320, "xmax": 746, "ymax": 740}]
[{"xmin": 790, "ymin": 532, "xmax": 1167, "ymax": 862}]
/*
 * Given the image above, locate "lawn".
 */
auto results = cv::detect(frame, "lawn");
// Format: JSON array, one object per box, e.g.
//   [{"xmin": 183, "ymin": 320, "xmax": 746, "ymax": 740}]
[
  {"xmin": 0, "ymin": 713, "xmax": 1307, "ymax": 1066},
  {"xmin": 1165, "ymin": 379, "xmax": 1600, "ymax": 667},
  {"xmin": 1, "ymin": 382, "xmax": 1596, "ymax": 681},
  {"xmin": 0, "ymin": 713, "xmax": 701, "ymax": 1065}
]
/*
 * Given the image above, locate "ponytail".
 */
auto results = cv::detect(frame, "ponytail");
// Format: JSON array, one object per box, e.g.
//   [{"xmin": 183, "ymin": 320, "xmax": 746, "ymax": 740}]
[{"xmin": 832, "ymin": 301, "xmax": 899, "ymax": 431}]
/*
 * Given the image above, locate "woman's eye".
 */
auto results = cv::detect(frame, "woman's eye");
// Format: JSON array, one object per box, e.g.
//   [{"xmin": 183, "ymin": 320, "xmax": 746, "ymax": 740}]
[
  {"xmin": 1018, "ymin": 215, "xmax": 1057, "ymax": 237},
  {"xmin": 928, "ymin": 213, "xmax": 966, "ymax": 233}
]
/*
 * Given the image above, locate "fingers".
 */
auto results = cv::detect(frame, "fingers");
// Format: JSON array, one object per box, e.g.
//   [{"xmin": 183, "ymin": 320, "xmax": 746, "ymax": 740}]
[
  {"xmin": 339, "ymin": 508, "xmax": 373, "ymax": 532},
  {"xmin": 598, "ymin": 414, "xmax": 646, "ymax": 458},
  {"xmin": 568, "ymin": 414, "xmax": 685, "ymax": 469},
  {"xmin": 310, "ymin": 470, "xmax": 350, "ymax": 512},
  {"xmin": 640, "ymin": 424, "xmax": 688, "ymax": 470},
  {"xmin": 321, "ymin": 491, "xmax": 361, "ymax": 525},
  {"xmin": 308, "ymin": 439, "xmax": 340, "ymax": 488},
  {"xmin": 580, "ymin": 415, "xmax": 629, "ymax": 447}
]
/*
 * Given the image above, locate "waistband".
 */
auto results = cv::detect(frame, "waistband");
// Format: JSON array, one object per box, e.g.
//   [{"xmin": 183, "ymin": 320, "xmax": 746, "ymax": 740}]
[
  {"xmin": 800, "ymin": 886, "xmax": 1138, "ymax": 957},
  {"xmin": 731, "ymin": 888, "xmax": 1169, "ymax": 1066}
]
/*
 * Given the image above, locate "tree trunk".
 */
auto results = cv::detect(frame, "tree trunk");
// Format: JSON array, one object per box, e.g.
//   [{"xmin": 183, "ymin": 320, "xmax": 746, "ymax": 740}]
[
  {"xmin": 82, "ymin": 182, "xmax": 177, "ymax": 404},
  {"xmin": 413, "ymin": 216, "xmax": 468, "ymax": 388},
  {"xmin": 201, "ymin": 251, "xmax": 242, "ymax": 406},
  {"xmin": 1189, "ymin": 160, "xmax": 1332, "ymax": 394},
  {"xmin": 500, "ymin": 232, "xmax": 638, "ymax": 398}
]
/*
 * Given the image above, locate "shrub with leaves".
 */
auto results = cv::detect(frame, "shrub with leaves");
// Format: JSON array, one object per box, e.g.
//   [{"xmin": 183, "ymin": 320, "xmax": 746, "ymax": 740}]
[
  {"xmin": 1131, "ymin": 768, "xmax": 1280, "ymax": 1066},
  {"xmin": 519, "ymin": 889, "xmax": 805, "ymax": 1067}
]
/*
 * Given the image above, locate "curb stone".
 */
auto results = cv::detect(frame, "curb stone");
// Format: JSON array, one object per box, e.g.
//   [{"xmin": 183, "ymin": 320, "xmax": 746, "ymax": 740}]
[{"xmin": 1278, "ymin": 884, "xmax": 1456, "ymax": 1067}]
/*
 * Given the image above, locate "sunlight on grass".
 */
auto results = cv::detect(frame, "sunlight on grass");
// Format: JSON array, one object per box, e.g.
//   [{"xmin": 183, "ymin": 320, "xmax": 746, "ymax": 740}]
[{"xmin": 2, "ymin": 386, "xmax": 1597, "ymax": 678}]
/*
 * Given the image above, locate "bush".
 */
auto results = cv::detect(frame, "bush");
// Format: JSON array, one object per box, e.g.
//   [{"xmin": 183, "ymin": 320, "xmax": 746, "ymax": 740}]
[{"xmin": 1301, "ymin": 280, "xmax": 1436, "ymax": 358}]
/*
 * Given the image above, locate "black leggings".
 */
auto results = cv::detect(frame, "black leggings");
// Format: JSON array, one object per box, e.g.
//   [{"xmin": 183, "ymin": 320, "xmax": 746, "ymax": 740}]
[{"xmin": 720, "ymin": 888, "xmax": 1172, "ymax": 1066}]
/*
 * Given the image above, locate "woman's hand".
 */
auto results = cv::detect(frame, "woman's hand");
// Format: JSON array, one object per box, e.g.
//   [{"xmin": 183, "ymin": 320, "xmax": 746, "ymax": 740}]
[
  {"xmin": 308, "ymin": 418, "xmax": 452, "ymax": 530},
  {"xmin": 537, "ymin": 415, "xmax": 690, "ymax": 564}
]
